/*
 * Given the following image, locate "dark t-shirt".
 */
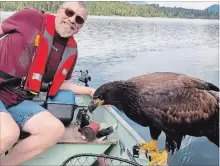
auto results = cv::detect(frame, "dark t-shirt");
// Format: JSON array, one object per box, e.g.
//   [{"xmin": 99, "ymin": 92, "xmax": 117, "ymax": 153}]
[{"xmin": 0, "ymin": 8, "xmax": 77, "ymax": 106}]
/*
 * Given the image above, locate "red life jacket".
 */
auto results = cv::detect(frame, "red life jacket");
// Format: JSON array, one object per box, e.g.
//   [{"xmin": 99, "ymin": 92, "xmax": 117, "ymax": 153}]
[{"xmin": 24, "ymin": 13, "xmax": 77, "ymax": 97}]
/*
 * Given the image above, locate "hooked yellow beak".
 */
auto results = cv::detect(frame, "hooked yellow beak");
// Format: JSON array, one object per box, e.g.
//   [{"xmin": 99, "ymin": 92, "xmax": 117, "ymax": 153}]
[{"xmin": 95, "ymin": 99, "xmax": 105, "ymax": 105}]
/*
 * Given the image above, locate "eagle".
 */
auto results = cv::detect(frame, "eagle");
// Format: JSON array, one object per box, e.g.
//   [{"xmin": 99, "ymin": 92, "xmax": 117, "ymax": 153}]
[{"xmin": 88, "ymin": 72, "xmax": 219, "ymax": 166}]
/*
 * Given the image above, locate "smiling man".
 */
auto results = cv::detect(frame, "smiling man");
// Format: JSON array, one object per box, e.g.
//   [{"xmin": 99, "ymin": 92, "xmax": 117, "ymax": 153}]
[
  {"xmin": 55, "ymin": 2, "xmax": 87, "ymax": 37},
  {"xmin": 0, "ymin": 2, "xmax": 95, "ymax": 165}
]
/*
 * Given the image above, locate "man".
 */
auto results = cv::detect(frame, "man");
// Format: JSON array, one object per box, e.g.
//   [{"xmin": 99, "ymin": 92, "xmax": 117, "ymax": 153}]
[{"xmin": 0, "ymin": 2, "xmax": 95, "ymax": 165}]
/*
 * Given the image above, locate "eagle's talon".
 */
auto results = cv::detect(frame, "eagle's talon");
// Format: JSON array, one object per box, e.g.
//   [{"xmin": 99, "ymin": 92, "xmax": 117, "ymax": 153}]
[
  {"xmin": 147, "ymin": 151, "xmax": 161, "ymax": 161},
  {"xmin": 148, "ymin": 150, "xmax": 168, "ymax": 166},
  {"xmin": 139, "ymin": 140, "xmax": 158, "ymax": 152}
]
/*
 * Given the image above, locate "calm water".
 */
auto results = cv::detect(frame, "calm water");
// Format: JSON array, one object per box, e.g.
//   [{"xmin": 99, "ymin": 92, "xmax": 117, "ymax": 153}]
[
  {"xmin": 1, "ymin": 12, "xmax": 219, "ymax": 166},
  {"xmin": 75, "ymin": 16, "xmax": 219, "ymax": 166}
]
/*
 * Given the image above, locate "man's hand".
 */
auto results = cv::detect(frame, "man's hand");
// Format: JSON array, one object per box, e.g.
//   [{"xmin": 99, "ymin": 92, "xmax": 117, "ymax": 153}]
[
  {"xmin": 90, "ymin": 88, "xmax": 96, "ymax": 97},
  {"xmin": 60, "ymin": 82, "xmax": 96, "ymax": 98}
]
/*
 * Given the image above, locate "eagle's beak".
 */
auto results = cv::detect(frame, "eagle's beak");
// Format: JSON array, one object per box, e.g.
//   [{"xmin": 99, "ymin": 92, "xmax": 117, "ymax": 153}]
[
  {"xmin": 95, "ymin": 99, "xmax": 105, "ymax": 105},
  {"xmin": 88, "ymin": 99, "xmax": 104, "ymax": 113}
]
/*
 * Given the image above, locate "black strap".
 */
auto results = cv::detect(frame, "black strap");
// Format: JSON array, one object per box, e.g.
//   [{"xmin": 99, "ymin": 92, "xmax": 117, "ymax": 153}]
[
  {"xmin": 0, "ymin": 70, "xmax": 15, "ymax": 79},
  {"xmin": 0, "ymin": 70, "xmax": 23, "ymax": 87}
]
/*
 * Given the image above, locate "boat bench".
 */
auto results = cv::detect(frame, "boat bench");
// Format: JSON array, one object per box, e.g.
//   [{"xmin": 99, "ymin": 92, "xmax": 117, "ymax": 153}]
[{"xmin": 60, "ymin": 124, "xmax": 118, "ymax": 145}]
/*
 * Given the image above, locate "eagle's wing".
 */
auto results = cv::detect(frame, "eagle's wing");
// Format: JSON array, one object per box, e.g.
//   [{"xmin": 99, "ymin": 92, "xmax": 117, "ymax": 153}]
[
  {"xmin": 128, "ymin": 72, "xmax": 219, "ymax": 93},
  {"xmin": 130, "ymin": 72, "xmax": 219, "ymax": 133}
]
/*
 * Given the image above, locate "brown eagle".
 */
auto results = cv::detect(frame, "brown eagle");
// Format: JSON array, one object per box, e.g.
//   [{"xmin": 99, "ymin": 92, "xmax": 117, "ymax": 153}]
[{"xmin": 88, "ymin": 72, "xmax": 219, "ymax": 166}]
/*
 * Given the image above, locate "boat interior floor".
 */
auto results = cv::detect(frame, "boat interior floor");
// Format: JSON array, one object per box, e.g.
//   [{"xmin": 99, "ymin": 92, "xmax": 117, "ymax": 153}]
[{"xmin": 18, "ymin": 124, "xmax": 118, "ymax": 145}]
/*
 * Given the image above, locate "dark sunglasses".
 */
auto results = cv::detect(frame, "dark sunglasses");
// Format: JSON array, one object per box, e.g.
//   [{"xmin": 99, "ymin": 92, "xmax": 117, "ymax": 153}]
[{"xmin": 64, "ymin": 8, "xmax": 85, "ymax": 25}]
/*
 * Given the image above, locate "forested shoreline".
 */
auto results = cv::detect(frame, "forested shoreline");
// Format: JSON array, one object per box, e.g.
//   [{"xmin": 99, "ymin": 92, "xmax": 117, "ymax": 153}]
[{"xmin": 0, "ymin": 1, "xmax": 218, "ymax": 20}]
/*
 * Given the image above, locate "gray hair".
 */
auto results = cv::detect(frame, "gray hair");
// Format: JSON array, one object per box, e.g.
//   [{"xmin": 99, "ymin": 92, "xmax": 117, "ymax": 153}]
[{"xmin": 60, "ymin": 1, "xmax": 88, "ymax": 15}]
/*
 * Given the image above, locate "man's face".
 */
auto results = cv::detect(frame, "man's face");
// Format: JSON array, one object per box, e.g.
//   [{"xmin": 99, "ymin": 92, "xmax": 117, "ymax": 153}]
[{"xmin": 55, "ymin": 2, "xmax": 87, "ymax": 38}]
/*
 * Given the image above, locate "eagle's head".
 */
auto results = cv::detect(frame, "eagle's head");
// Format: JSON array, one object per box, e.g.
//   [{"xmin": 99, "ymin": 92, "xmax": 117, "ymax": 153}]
[{"xmin": 88, "ymin": 81, "xmax": 139, "ymax": 113}]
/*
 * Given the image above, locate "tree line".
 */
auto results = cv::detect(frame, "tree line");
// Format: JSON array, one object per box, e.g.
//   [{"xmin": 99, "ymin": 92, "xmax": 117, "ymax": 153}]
[{"xmin": 0, "ymin": 1, "xmax": 218, "ymax": 19}]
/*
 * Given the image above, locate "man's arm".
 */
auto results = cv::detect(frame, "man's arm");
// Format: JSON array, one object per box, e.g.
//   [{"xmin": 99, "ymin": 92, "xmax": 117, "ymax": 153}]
[
  {"xmin": 0, "ymin": 24, "xmax": 5, "ymax": 38},
  {"xmin": 60, "ymin": 82, "xmax": 95, "ymax": 97}
]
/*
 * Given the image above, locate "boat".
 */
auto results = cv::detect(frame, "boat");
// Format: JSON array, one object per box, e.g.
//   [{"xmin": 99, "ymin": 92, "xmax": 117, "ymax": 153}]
[
  {"xmin": 20, "ymin": 93, "xmax": 151, "ymax": 166},
  {"xmin": 0, "ymin": 71, "xmax": 152, "ymax": 166}
]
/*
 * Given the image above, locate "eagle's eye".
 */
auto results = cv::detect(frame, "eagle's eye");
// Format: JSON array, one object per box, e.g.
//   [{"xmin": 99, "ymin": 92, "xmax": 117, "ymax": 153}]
[
  {"xmin": 93, "ymin": 93, "xmax": 104, "ymax": 100},
  {"xmin": 99, "ymin": 94, "xmax": 104, "ymax": 100}
]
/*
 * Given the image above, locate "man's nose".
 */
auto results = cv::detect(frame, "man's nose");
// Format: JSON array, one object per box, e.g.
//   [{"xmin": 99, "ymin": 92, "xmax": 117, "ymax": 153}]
[{"xmin": 69, "ymin": 15, "xmax": 76, "ymax": 24}]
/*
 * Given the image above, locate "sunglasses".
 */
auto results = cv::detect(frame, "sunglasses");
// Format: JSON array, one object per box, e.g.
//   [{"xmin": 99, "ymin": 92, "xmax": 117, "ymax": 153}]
[{"xmin": 64, "ymin": 8, "xmax": 85, "ymax": 25}]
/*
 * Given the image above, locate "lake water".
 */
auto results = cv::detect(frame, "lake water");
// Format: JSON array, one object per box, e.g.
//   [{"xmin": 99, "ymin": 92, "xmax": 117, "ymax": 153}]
[{"xmin": 1, "ymin": 12, "xmax": 219, "ymax": 166}]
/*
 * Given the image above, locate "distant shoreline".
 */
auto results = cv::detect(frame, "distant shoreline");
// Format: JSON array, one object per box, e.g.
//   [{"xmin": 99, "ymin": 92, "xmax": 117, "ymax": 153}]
[
  {"xmin": 0, "ymin": 2, "xmax": 218, "ymax": 20},
  {"xmin": 1, "ymin": 10, "xmax": 218, "ymax": 21}
]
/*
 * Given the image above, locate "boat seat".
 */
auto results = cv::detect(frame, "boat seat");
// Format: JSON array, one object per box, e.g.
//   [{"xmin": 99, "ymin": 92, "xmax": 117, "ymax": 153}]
[{"xmin": 18, "ymin": 124, "xmax": 118, "ymax": 145}]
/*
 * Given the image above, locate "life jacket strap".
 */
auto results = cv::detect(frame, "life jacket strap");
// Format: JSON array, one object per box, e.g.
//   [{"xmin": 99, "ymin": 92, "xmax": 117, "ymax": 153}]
[
  {"xmin": 0, "ymin": 70, "xmax": 15, "ymax": 79},
  {"xmin": 0, "ymin": 70, "xmax": 24, "ymax": 87}
]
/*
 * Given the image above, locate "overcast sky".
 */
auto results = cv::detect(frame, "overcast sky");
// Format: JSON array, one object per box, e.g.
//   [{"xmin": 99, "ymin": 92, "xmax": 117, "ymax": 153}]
[{"xmin": 147, "ymin": 1, "xmax": 218, "ymax": 10}]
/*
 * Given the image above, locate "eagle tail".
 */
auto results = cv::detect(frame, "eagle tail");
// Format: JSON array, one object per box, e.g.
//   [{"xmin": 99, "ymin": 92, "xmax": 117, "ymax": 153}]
[
  {"xmin": 207, "ymin": 134, "xmax": 219, "ymax": 147},
  {"xmin": 205, "ymin": 82, "xmax": 219, "ymax": 91},
  {"xmin": 207, "ymin": 110, "xmax": 219, "ymax": 147}
]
